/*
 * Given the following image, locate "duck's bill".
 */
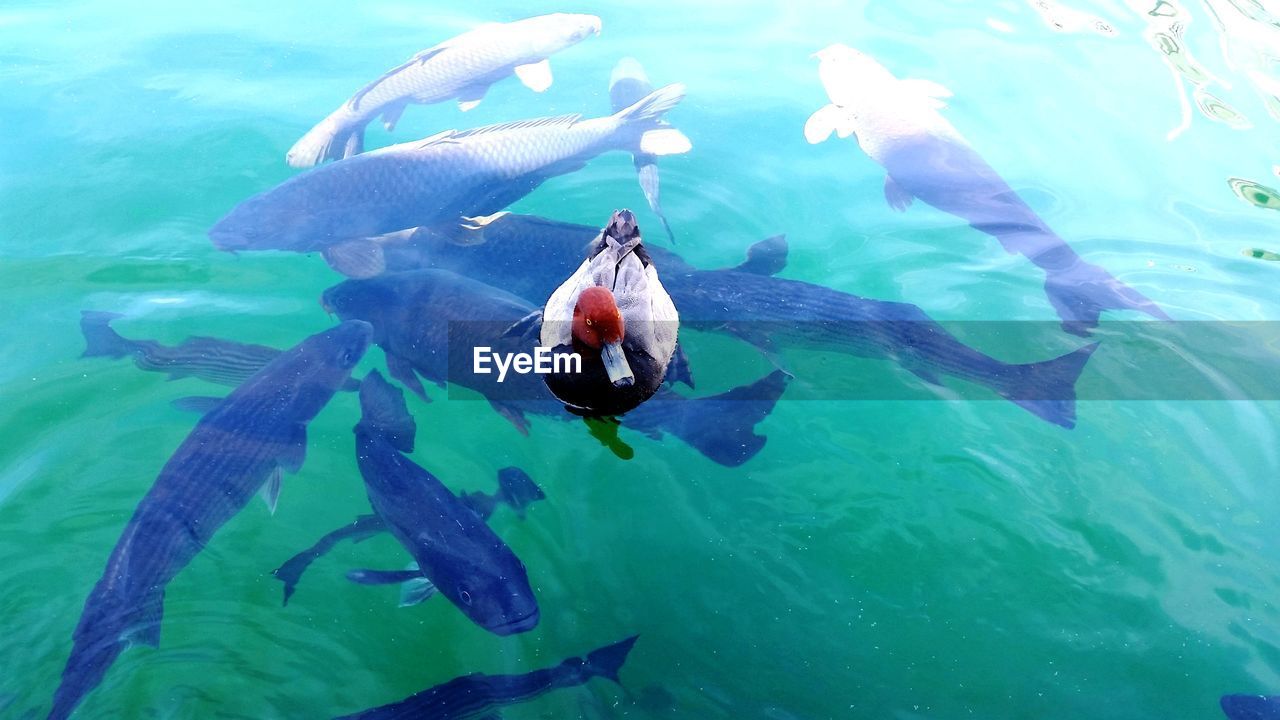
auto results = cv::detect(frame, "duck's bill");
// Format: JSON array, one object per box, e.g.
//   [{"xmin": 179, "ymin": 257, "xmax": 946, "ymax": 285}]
[{"xmin": 601, "ymin": 341, "xmax": 634, "ymax": 388}]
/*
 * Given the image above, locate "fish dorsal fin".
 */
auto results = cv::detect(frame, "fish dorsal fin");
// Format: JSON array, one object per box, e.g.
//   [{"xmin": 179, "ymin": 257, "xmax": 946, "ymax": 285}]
[
  {"xmin": 447, "ymin": 114, "xmax": 582, "ymax": 141},
  {"xmin": 733, "ymin": 234, "xmax": 788, "ymax": 275},
  {"xmin": 347, "ymin": 45, "xmax": 451, "ymax": 112},
  {"xmin": 900, "ymin": 78, "xmax": 952, "ymax": 109}
]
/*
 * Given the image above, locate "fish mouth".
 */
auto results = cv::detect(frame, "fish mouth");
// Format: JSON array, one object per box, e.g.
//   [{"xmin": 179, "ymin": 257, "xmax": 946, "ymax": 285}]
[{"xmin": 489, "ymin": 607, "xmax": 540, "ymax": 636}]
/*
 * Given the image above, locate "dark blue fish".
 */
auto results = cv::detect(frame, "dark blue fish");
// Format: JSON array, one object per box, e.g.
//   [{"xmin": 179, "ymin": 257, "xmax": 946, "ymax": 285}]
[
  {"xmin": 80, "ymin": 310, "xmax": 359, "ymax": 391},
  {"xmin": 321, "ymin": 269, "xmax": 789, "ymax": 465},
  {"xmin": 272, "ymin": 467, "xmax": 544, "ymax": 606},
  {"xmin": 49, "ymin": 321, "xmax": 372, "ymax": 720},
  {"xmin": 1222, "ymin": 694, "xmax": 1280, "ymax": 719},
  {"xmin": 333, "ymin": 635, "xmax": 638, "ymax": 720},
  {"xmin": 352, "ymin": 370, "xmax": 538, "ymax": 635},
  {"xmin": 381, "ymin": 214, "xmax": 1097, "ymax": 428}
]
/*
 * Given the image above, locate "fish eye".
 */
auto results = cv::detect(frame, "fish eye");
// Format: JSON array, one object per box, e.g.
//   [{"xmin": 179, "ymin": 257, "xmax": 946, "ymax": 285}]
[{"xmin": 457, "ymin": 586, "xmax": 473, "ymax": 605}]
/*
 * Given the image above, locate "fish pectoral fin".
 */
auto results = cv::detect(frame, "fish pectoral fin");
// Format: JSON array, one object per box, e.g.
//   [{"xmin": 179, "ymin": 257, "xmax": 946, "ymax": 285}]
[
  {"xmin": 385, "ymin": 353, "xmax": 430, "ymax": 402},
  {"xmin": 322, "ymin": 239, "xmax": 386, "ymax": 279},
  {"xmin": 734, "ymin": 234, "xmax": 788, "ymax": 276},
  {"xmin": 663, "ymin": 342, "xmax": 695, "ymax": 388},
  {"xmin": 803, "ymin": 104, "xmax": 854, "ymax": 144},
  {"xmin": 514, "ymin": 59, "xmax": 554, "ymax": 92},
  {"xmin": 884, "ymin": 175, "xmax": 914, "ymax": 211},
  {"xmin": 489, "ymin": 401, "xmax": 531, "ymax": 436},
  {"xmin": 381, "ymin": 100, "xmax": 409, "ymax": 132},
  {"xmin": 457, "ymin": 211, "xmax": 512, "ymax": 245},
  {"xmin": 456, "ymin": 82, "xmax": 490, "ymax": 112},
  {"xmin": 259, "ymin": 466, "xmax": 283, "ymax": 515},
  {"xmin": 280, "ymin": 424, "xmax": 307, "ymax": 473},
  {"xmin": 399, "ymin": 575, "xmax": 439, "ymax": 607},
  {"xmin": 121, "ymin": 590, "xmax": 165, "ymax": 649},
  {"xmin": 500, "ymin": 309, "xmax": 544, "ymax": 342},
  {"xmin": 902, "ymin": 78, "xmax": 953, "ymax": 103}
]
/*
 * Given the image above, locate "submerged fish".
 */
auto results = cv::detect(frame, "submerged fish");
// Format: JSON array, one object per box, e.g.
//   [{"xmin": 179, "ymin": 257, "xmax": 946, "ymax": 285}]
[
  {"xmin": 351, "ymin": 371, "xmax": 539, "ymax": 635},
  {"xmin": 805, "ymin": 44, "xmax": 1169, "ymax": 336},
  {"xmin": 272, "ymin": 464, "xmax": 544, "ymax": 607},
  {"xmin": 1222, "ymin": 694, "xmax": 1280, "ymax": 719},
  {"xmin": 79, "ymin": 310, "xmax": 358, "ymax": 391},
  {"xmin": 287, "ymin": 13, "xmax": 602, "ymax": 168},
  {"xmin": 211, "ymin": 84, "xmax": 691, "ymax": 279},
  {"xmin": 542, "ymin": 209, "xmax": 679, "ymax": 415},
  {"xmin": 49, "ymin": 321, "xmax": 372, "ymax": 720},
  {"xmin": 609, "ymin": 57, "xmax": 676, "ymax": 242},
  {"xmin": 333, "ymin": 635, "xmax": 638, "ymax": 720},
  {"xmin": 382, "ymin": 214, "xmax": 1098, "ymax": 428},
  {"xmin": 321, "ymin": 269, "xmax": 789, "ymax": 466}
]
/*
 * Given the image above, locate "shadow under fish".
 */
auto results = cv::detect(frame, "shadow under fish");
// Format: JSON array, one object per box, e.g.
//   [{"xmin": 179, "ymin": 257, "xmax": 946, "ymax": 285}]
[
  {"xmin": 332, "ymin": 635, "xmax": 638, "ymax": 720},
  {"xmin": 48, "ymin": 321, "xmax": 372, "ymax": 720},
  {"xmin": 322, "ymin": 269, "xmax": 789, "ymax": 466},
  {"xmin": 381, "ymin": 214, "xmax": 1096, "ymax": 428}
]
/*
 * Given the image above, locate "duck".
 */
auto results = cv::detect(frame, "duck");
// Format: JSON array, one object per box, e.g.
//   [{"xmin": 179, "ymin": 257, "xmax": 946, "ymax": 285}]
[{"xmin": 540, "ymin": 209, "xmax": 678, "ymax": 416}]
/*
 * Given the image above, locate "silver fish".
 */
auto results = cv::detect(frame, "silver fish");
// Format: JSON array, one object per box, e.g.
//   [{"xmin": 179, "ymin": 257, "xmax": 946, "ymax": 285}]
[
  {"xmin": 286, "ymin": 13, "xmax": 601, "ymax": 168},
  {"xmin": 212, "ymin": 84, "xmax": 692, "ymax": 278},
  {"xmin": 609, "ymin": 57, "xmax": 677, "ymax": 243}
]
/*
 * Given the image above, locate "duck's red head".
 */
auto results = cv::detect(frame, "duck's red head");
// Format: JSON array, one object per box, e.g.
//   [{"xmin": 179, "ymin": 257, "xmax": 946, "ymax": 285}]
[
  {"xmin": 572, "ymin": 286, "xmax": 625, "ymax": 350},
  {"xmin": 572, "ymin": 286, "xmax": 633, "ymax": 388}
]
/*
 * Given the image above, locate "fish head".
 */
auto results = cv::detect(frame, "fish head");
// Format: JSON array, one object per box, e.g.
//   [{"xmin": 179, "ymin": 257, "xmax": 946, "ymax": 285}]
[
  {"xmin": 523, "ymin": 13, "xmax": 602, "ymax": 56},
  {"xmin": 1220, "ymin": 694, "xmax": 1280, "ymax": 720},
  {"xmin": 273, "ymin": 320, "xmax": 373, "ymax": 418},
  {"xmin": 450, "ymin": 567, "xmax": 540, "ymax": 636},
  {"xmin": 321, "ymin": 279, "xmax": 399, "ymax": 333},
  {"xmin": 811, "ymin": 43, "xmax": 899, "ymax": 111}
]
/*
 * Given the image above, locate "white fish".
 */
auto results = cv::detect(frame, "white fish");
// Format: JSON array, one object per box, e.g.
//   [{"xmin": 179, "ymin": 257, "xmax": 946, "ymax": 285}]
[{"xmin": 286, "ymin": 13, "xmax": 601, "ymax": 168}]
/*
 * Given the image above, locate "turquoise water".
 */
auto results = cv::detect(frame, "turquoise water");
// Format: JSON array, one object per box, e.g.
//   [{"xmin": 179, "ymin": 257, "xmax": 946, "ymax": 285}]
[{"xmin": 4, "ymin": 1, "xmax": 1280, "ymax": 718}]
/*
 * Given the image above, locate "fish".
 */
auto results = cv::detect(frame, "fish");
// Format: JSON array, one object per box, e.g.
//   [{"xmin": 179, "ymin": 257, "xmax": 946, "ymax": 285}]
[
  {"xmin": 321, "ymin": 269, "xmax": 789, "ymax": 466},
  {"xmin": 211, "ymin": 84, "xmax": 692, "ymax": 279},
  {"xmin": 351, "ymin": 370, "xmax": 538, "ymax": 635},
  {"xmin": 541, "ymin": 209, "xmax": 680, "ymax": 415},
  {"xmin": 48, "ymin": 321, "xmax": 372, "ymax": 720},
  {"xmin": 609, "ymin": 57, "xmax": 677, "ymax": 242},
  {"xmin": 380, "ymin": 213, "xmax": 1098, "ymax": 428},
  {"xmin": 332, "ymin": 635, "xmax": 638, "ymax": 720},
  {"xmin": 805, "ymin": 44, "xmax": 1169, "ymax": 336},
  {"xmin": 272, "ymin": 466, "xmax": 544, "ymax": 606},
  {"xmin": 1221, "ymin": 694, "xmax": 1280, "ymax": 719},
  {"xmin": 79, "ymin": 310, "xmax": 363, "ymax": 390},
  {"xmin": 286, "ymin": 13, "xmax": 602, "ymax": 168}
]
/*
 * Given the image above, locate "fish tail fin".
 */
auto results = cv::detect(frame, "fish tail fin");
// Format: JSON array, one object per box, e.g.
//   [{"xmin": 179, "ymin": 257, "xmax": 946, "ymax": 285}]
[
  {"xmin": 1003, "ymin": 342, "xmax": 1100, "ymax": 429},
  {"xmin": 1045, "ymin": 266, "xmax": 1171, "ymax": 337},
  {"xmin": 585, "ymin": 635, "xmax": 639, "ymax": 685},
  {"xmin": 79, "ymin": 310, "xmax": 136, "ymax": 359},
  {"xmin": 286, "ymin": 116, "xmax": 363, "ymax": 168},
  {"xmin": 634, "ymin": 161, "xmax": 675, "ymax": 243},
  {"xmin": 357, "ymin": 371, "xmax": 416, "ymax": 452},
  {"xmin": 615, "ymin": 84, "xmax": 692, "ymax": 157},
  {"xmin": 494, "ymin": 467, "xmax": 546, "ymax": 519},
  {"xmin": 653, "ymin": 369, "xmax": 790, "ymax": 467}
]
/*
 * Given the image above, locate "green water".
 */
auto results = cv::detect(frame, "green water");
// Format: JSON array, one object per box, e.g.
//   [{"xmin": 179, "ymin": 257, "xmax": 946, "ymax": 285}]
[{"xmin": 4, "ymin": 1, "xmax": 1280, "ymax": 718}]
